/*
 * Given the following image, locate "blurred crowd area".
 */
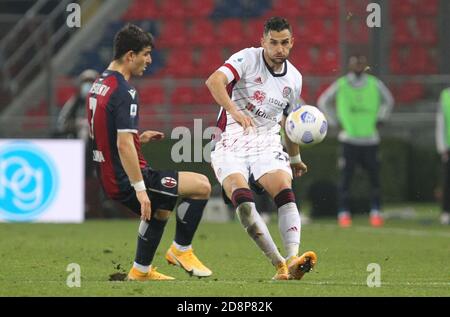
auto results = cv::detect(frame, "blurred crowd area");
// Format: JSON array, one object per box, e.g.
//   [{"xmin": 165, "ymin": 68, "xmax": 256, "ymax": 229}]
[
  {"xmin": 0, "ymin": 0, "xmax": 448, "ymax": 218},
  {"xmin": 0, "ymin": 0, "xmax": 448, "ymax": 136}
]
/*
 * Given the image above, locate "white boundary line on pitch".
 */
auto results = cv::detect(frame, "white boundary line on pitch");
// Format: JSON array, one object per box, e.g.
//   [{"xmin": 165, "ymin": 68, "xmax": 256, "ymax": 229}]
[
  {"xmin": 309, "ymin": 224, "xmax": 450, "ymax": 238},
  {"xmin": 4, "ymin": 280, "xmax": 450, "ymax": 286}
]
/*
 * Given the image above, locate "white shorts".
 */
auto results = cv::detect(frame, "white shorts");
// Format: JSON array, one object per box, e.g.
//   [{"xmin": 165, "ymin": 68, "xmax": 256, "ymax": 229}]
[{"xmin": 211, "ymin": 144, "xmax": 293, "ymax": 185}]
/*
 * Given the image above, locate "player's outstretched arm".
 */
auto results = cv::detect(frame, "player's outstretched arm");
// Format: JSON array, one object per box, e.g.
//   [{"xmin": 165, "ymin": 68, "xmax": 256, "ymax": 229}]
[
  {"xmin": 117, "ymin": 131, "xmax": 151, "ymax": 220},
  {"xmin": 281, "ymin": 115, "xmax": 307, "ymax": 177},
  {"xmin": 205, "ymin": 71, "xmax": 255, "ymax": 131},
  {"xmin": 139, "ymin": 130, "xmax": 164, "ymax": 143}
]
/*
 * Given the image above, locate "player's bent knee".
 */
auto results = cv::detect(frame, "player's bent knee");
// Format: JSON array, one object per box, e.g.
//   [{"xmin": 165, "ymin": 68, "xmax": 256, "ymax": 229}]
[
  {"xmin": 200, "ymin": 175, "xmax": 212, "ymax": 197},
  {"xmin": 192, "ymin": 175, "xmax": 211, "ymax": 199},
  {"xmin": 153, "ymin": 209, "xmax": 171, "ymax": 221}
]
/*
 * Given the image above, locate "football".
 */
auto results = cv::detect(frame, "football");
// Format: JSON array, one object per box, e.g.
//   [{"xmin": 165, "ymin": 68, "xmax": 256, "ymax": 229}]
[{"xmin": 285, "ymin": 105, "xmax": 328, "ymax": 146}]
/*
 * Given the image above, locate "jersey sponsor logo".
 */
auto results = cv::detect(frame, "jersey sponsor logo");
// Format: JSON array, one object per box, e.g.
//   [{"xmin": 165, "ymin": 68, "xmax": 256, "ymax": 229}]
[
  {"xmin": 246, "ymin": 103, "xmax": 277, "ymax": 122},
  {"xmin": 130, "ymin": 104, "xmax": 137, "ymax": 117},
  {"xmin": 251, "ymin": 90, "xmax": 266, "ymax": 105},
  {"xmin": 161, "ymin": 177, "xmax": 177, "ymax": 189},
  {"xmin": 268, "ymin": 97, "xmax": 286, "ymax": 108},
  {"xmin": 282, "ymin": 86, "xmax": 292, "ymax": 98},
  {"xmin": 128, "ymin": 89, "xmax": 136, "ymax": 99},
  {"xmin": 89, "ymin": 82, "xmax": 110, "ymax": 96},
  {"xmin": 233, "ymin": 57, "xmax": 243, "ymax": 63}
]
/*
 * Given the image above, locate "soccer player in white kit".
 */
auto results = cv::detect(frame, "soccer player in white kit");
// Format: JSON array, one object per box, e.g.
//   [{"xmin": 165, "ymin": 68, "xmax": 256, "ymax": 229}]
[{"xmin": 206, "ymin": 17, "xmax": 317, "ymax": 280}]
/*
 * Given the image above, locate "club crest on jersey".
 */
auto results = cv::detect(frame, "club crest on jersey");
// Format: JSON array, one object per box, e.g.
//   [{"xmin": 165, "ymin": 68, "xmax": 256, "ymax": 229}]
[
  {"xmin": 283, "ymin": 86, "xmax": 292, "ymax": 98},
  {"xmin": 251, "ymin": 90, "xmax": 266, "ymax": 105},
  {"xmin": 161, "ymin": 177, "xmax": 177, "ymax": 188}
]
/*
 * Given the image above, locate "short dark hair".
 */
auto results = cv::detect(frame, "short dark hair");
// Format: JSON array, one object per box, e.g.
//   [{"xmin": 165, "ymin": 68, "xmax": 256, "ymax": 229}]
[
  {"xmin": 264, "ymin": 17, "xmax": 292, "ymax": 36},
  {"xmin": 113, "ymin": 24, "xmax": 154, "ymax": 60}
]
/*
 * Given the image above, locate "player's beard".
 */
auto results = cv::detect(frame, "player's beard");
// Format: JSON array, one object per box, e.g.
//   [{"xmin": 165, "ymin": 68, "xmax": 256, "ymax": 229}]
[{"xmin": 270, "ymin": 56, "xmax": 287, "ymax": 67}]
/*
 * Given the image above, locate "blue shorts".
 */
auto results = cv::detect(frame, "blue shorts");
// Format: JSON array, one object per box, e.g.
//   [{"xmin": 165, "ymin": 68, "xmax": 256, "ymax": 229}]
[{"xmin": 120, "ymin": 168, "xmax": 179, "ymax": 215}]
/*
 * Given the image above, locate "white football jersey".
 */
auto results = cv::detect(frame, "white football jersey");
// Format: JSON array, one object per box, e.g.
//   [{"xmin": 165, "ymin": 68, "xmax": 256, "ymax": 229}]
[{"xmin": 213, "ymin": 47, "xmax": 303, "ymax": 154}]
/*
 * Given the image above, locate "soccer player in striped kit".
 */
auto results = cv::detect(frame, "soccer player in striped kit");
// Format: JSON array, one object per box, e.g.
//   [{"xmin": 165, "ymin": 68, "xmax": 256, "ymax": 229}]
[
  {"xmin": 206, "ymin": 17, "xmax": 317, "ymax": 280},
  {"xmin": 88, "ymin": 24, "xmax": 212, "ymax": 280}
]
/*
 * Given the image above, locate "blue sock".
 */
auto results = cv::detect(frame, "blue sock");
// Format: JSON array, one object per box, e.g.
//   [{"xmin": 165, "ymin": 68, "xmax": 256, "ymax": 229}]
[
  {"xmin": 134, "ymin": 217, "xmax": 167, "ymax": 266},
  {"xmin": 174, "ymin": 198, "xmax": 208, "ymax": 246}
]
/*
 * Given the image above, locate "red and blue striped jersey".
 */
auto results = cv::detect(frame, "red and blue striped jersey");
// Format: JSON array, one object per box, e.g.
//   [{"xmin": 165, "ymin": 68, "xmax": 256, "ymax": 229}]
[{"xmin": 87, "ymin": 70, "xmax": 147, "ymax": 200}]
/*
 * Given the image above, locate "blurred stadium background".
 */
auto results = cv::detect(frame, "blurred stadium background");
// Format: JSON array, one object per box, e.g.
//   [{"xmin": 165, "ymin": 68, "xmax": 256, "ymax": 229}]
[
  {"xmin": 1, "ymin": 0, "xmax": 449, "ymax": 298},
  {"xmin": 0, "ymin": 0, "xmax": 449, "ymax": 219}
]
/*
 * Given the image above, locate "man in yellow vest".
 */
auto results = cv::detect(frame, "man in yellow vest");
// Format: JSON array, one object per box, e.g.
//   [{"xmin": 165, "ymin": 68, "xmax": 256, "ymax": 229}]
[
  {"xmin": 436, "ymin": 87, "xmax": 450, "ymax": 225},
  {"xmin": 318, "ymin": 55, "xmax": 394, "ymax": 227}
]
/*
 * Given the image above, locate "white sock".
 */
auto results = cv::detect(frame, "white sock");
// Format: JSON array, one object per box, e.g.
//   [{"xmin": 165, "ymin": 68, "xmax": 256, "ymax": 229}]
[
  {"xmin": 278, "ymin": 202, "xmax": 301, "ymax": 259},
  {"xmin": 236, "ymin": 202, "xmax": 285, "ymax": 266},
  {"xmin": 173, "ymin": 241, "xmax": 192, "ymax": 252},
  {"xmin": 133, "ymin": 262, "xmax": 150, "ymax": 273}
]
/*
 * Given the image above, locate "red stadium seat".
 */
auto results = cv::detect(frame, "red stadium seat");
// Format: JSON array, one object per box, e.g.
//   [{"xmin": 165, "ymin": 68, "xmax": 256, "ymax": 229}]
[
  {"xmin": 390, "ymin": 0, "xmax": 415, "ymax": 18},
  {"xmin": 122, "ymin": 0, "xmax": 159, "ymax": 20},
  {"xmin": 216, "ymin": 19, "xmax": 246, "ymax": 48},
  {"xmin": 186, "ymin": 0, "xmax": 214, "ymax": 18},
  {"xmin": 345, "ymin": 17, "xmax": 369, "ymax": 43},
  {"xmin": 390, "ymin": 46, "xmax": 437, "ymax": 75},
  {"xmin": 138, "ymin": 85, "xmax": 165, "ymax": 105},
  {"xmin": 308, "ymin": 19, "xmax": 336, "ymax": 45},
  {"xmin": 171, "ymin": 86, "xmax": 196, "ymax": 105},
  {"xmin": 392, "ymin": 82, "xmax": 425, "ymax": 104},
  {"xmin": 246, "ymin": 18, "xmax": 266, "ymax": 47},
  {"xmin": 196, "ymin": 86, "xmax": 216, "ymax": 105},
  {"xmin": 163, "ymin": 49, "xmax": 196, "ymax": 78},
  {"xmin": 289, "ymin": 48, "xmax": 314, "ymax": 75},
  {"xmin": 345, "ymin": 0, "xmax": 368, "ymax": 17},
  {"xmin": 266, "ymin": 0, "xmax": 301, "ymax": 18},
  {"xmin": 305, "ymin": 0, "xmax": 338, "ymax": 18},
  {"xmin": 417, "ymin": 0, "xmax": 438, "ymax": 16},
  {"xmin": 306, "ymin": 20, "xmax": 327, "ymax": 45},
  {"xmin": 159, "ymin": 0, "xmax": 188, "ymax": 19},
  {"xmin": 416, "ymin": 18, "xmax": 438, "ymax": 45},
  {"xmin": 190, "ymin": 19, "xmax": 217, "ymax": 47},
  {"xmin": 157, "ymin": 19, "xmax": 189, "ymax": 48},
  {"xmin": 195, "ymin": 48, "xmax": 224, "ymax": 78},
  {"xmin": 392, "ymin": 19, "xmax": 414, "ymax": 45},
  {"xmin": 315, "ymin": 46, "xmax": 340, "ymax": 75},
  {"xmin": 390, "ymin": 48, "xmax": 408, "ymax": 75},
  {"xmin": 411, "ymin": 47, "xmax": 438, "ymax": 74}
]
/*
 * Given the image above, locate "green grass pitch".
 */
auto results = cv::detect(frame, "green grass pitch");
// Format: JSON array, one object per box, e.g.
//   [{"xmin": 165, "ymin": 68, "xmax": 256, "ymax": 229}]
[{"xmin": 0, "ymin": 204, "xmax": 449, "ymax": 297}]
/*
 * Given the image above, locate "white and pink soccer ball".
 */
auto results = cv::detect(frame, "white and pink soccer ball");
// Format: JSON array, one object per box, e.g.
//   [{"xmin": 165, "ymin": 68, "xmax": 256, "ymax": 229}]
[{"xmin": 285, "ymin": 105, "xmax": 328, "ymax": 146}]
